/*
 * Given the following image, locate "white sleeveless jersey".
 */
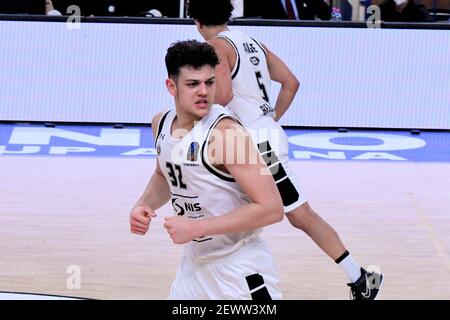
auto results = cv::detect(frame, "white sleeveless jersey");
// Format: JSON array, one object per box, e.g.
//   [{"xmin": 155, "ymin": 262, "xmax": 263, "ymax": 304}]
[
  {"xmin": 154, "ymin": 104, "xmax": 261, "ymax": 259},
  {"xmin": 215, "ymin": 30, "xmax": 275, "ymax": 126}
]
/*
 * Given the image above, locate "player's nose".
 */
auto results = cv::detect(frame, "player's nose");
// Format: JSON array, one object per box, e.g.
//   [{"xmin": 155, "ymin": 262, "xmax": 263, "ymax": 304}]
[{"xmin": 197, "ymin": 83, "xmax": 208, "ymax": 96}]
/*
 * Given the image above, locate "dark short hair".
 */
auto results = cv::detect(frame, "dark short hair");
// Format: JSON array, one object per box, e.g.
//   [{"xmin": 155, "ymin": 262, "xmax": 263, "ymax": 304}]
[
  {"xmin": 188, "ymin": 0, "xmax": 233, "ymax": 25},
  {"xmin": 165, "ymin": 40, "xmax": 220, "ymax": 79}
]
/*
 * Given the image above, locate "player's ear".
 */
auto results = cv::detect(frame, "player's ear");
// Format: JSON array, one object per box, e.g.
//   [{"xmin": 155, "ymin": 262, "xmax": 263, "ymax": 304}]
[{"xmin": 166, "ymin": 78, "xmax": 177, "ymax": 97}]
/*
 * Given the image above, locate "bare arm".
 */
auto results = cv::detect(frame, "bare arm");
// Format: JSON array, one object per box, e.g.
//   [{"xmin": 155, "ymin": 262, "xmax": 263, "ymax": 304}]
[
  {"xmin": 207, "ymin": 38, "xmax": 235, "ymax": 106},
  {"xmin": 164, "ymin": 118, "xmax": 283, "ymax": 243},
  {"xmin": 133, "ymin": 112, "xmax": 171, "ymax": 210},
  {"xmin": 264, "ymin": 43, "xmax": 300, "ymax": 122},
  {"xmin": 130, "ymin": 112, "xmax": 171, "ymax": 235},
  {"xmin": 200, "ymin": 119, "xmax": 284, "ymax": 234},
  {"xmin": 132, "ymin": 160, "xmax": 171, "ymax": 211}
]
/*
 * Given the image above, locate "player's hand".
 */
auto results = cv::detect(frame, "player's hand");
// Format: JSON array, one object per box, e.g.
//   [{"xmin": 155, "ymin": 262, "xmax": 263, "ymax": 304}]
[
  {"xmin": 130, "ymin": 205, "xmax": 156, "ymax": 235},
  {"xmin": 163, "ymin": 216, "xmax": 201, "ymax": 244}
]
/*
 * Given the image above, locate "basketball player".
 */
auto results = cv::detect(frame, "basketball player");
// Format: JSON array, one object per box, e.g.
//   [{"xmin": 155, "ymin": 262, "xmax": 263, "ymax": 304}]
[
  {"xmin": 187, "ymin": 0, "xmax": 383, "ymax": 300},
  {"xmin": 130, "ymin": 40, "xmax": 284, "ymax": 300}
]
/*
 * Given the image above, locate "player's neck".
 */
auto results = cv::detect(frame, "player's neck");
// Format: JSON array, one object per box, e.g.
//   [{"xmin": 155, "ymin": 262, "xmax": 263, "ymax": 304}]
[
  {"xmin": 204, "ymin": 25, "xmax": 229, "ymax": 40},
  {"xmin": 172, "ymin": 110, "xmax": 200, "ymax": 134}
]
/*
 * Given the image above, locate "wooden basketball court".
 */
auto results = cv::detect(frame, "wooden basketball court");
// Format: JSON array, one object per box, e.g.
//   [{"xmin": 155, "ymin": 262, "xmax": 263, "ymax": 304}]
[{"xmin": 1, "ymin": 156, "xmax": 449, "ymax": 299}]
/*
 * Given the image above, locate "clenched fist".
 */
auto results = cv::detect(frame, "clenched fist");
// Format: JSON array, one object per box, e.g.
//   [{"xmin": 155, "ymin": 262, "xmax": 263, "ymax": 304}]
[
  {"xmin": 163, "ymin": 216, "xmax": 203, "ymax": 244},
  {"xmin": 130, "ymin": 205, "xmax": 156, "ymax": 235}
]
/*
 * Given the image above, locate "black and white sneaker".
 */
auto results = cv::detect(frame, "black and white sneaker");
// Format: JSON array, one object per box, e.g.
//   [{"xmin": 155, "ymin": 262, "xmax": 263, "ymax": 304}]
[{"xmin": 348, "ymin": 267, "xmax": 383, "ymax": 300}]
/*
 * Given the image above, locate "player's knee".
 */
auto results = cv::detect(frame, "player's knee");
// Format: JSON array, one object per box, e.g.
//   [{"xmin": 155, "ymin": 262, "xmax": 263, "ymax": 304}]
[{"xmin": 286, "ymin": 203, "xmax": 319, "ymax": 230}]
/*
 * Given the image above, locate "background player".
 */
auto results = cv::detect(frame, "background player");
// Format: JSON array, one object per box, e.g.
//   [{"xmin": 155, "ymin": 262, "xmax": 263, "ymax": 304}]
[{"xmin": 187, "ymin": 0, "xmax": 383, "ymax": 300}]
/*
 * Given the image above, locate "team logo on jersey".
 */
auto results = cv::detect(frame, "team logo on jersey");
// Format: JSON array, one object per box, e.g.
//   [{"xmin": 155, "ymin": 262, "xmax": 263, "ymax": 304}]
[
  {"xmin": 186, "ymin": 142, "xmax": 200, "ymax": 162},
  {"xmin": 171, "ymin": 196, "xmax": 203, "ymax": 217},
  {"xmin": 171, "ymin": 197, "xmax": 185, "ymax": 216},
  {"xmin": 250, "ymin": 56, "xmax": 260, "ymax": 66},
  {"xmin": 156, "ymin": 143, "xmax": 161, "ymax": 155}
]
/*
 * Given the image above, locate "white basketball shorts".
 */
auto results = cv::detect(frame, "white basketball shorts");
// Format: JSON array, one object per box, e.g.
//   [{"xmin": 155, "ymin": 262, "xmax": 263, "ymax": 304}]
[
  {"xmin": 246, "ymin": 116, "xmax": 307, "ymax": 213},
  {"xmin": 167, "ymin": 238, "xmax": 282, "ymax": 300}
]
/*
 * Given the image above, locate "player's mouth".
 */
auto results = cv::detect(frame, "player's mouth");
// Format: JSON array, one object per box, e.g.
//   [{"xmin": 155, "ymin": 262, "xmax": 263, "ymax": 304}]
[{"xmin": 195, "ymin": 100, "xmax": 209, "ymax": 108}]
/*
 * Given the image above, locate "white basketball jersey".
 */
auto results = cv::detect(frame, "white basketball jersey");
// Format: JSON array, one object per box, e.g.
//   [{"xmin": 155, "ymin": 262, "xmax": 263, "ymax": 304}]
[
  {"xmin": 154, "ymin": 104, "xmax": 261, "ymax": 259},
  {"xmin": 215, "ymin": 30, "xmax": 275, "ymax": 126}
]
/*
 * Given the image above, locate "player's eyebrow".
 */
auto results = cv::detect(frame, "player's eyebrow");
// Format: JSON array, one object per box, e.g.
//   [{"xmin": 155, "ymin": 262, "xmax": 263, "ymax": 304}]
[{"xmin": 185, "ymin": 76, "xmax": 216, "ymax": 83}]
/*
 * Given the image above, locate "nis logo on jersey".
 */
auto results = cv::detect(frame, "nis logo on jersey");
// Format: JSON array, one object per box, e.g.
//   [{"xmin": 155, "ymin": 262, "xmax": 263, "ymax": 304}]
[{"xmin": 172, "ymin": 196, "xmax": 204, "ymax": 218}]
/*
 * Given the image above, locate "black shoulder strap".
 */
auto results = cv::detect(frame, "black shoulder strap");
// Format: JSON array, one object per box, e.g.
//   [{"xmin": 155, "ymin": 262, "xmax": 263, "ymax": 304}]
[
  {"xmin": 154, "ymin": 110, "xmax": 171, "ymax": 147},
  {"xmin": 250, "ymin": 37, "xmax": 267, "ymax": 58},
  {"xmin": 216, "ymin": 35, "xmax": 241, "ymax": 80},
  {"xmin": 200, "ymin": 113, "xmax": 238, "ymax": 182}
]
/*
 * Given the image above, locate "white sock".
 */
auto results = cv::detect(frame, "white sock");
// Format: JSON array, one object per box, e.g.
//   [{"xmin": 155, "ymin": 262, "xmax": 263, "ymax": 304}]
[{"xmin": 335, "ymin": 251, "xmax": 362, "ymax": 283}]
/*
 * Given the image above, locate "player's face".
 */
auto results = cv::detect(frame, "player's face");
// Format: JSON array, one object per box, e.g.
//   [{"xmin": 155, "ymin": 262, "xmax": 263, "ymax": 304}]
[{"xmin": 167, "ymin": 65, "xmax": 216, "ymax": 120}]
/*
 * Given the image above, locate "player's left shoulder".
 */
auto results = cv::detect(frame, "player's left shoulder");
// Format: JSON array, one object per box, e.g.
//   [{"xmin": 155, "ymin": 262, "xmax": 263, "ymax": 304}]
[
  {"xmin": 209, "ymin": 105, "xmax": 246, "ymax": 139},
  {"xmin": 215, "ymin": 116, "xmax": 242, "ymax": 133},
  {"xmin": 208, "ymin": 37, "xmax": 235, "ymax": 54}
]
